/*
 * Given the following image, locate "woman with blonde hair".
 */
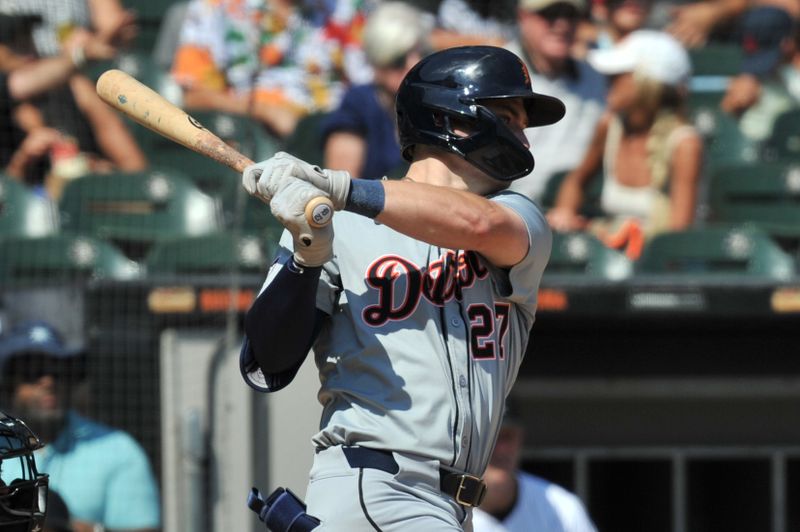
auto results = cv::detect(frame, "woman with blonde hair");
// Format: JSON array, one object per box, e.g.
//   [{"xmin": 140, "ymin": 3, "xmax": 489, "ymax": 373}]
[{"xmin": 547, "ymin": 30, "xmax": 703, "ymax": 259}]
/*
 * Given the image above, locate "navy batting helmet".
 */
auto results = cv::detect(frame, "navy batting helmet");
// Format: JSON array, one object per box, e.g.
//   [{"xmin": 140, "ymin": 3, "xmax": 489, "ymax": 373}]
[
  {"xmin": 0, "ymin": 412, "xmax": 48, "ymax": 532},
  {"xmin": 396, "ymin": 45, "xmax": 565, "ymax": 181}
]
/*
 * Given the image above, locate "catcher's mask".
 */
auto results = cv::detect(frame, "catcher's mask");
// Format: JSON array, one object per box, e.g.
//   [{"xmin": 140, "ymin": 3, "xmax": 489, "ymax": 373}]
[
  {"xmin": 0, "ymin": 412, "xmax": 48, "ymax": 532},
  {"xmin": 396, "ymin": 45, "xmax": 566, "ymax": 181}
]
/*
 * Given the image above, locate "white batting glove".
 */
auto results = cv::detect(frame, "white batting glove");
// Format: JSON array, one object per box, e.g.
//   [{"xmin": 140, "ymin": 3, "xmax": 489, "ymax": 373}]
[
  {"xmin": 242, "ymin": 156, "xmax": 295, "ymax": 203},
  {"xmin": 270, "ymin": 178, "xmax": 334, "ymax": 267},
  {"xmin": 242, "ymin": 152, "xmax": 351, "ymax": 210}
]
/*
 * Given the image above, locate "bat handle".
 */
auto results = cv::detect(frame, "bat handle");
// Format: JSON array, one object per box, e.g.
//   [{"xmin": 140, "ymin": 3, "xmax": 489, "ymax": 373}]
[
  {"xmin": 237, "ymin": 159, "xmax": 333, "ymax": 228},
  {"xmin": 305, "ymin": 196, "xmax": 334, "ymax": 228}
]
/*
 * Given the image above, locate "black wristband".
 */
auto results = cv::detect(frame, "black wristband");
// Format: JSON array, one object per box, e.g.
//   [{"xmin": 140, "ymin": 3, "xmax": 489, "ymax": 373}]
[{"xmin": 344, "ymin": 179, "xmax": 385, "ymax": 218}]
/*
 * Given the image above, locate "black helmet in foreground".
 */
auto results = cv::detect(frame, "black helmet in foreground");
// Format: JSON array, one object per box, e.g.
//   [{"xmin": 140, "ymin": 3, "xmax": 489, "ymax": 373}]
[
  {"xmin": 0, "ymin": 412, "xmax": 48, "ymax": 532},
  {"xmin": 396, "ymin": 45, "xmax": 566, "ymax": 181}
]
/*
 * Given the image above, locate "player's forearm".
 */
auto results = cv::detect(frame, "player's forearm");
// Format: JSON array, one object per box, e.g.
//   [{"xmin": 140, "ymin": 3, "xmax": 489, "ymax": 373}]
[{"xmin": 373, "ymin": 180, "xmax": 528, "ymax": 266}]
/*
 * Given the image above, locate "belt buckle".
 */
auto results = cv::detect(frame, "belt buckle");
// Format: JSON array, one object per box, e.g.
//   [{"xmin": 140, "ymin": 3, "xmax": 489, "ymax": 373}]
[{"xmin": 455, "ymin": 474, "xmax": 486, "ymax": 508}]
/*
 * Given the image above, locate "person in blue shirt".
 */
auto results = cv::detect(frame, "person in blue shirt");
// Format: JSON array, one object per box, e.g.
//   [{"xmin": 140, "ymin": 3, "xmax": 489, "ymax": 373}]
[
  {"xmin": 0, "ymin": 320, "xmax": 160, "ymax": 532},
  {"xmin": 321, "ymin": 1, "xmax": 432, "ymax": 180}
]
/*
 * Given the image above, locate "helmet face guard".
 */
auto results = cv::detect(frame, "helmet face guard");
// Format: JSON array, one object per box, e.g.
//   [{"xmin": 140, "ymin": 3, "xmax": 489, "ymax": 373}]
[
  {"xmin": 0, "ymin": 413, "xmax": 48, "ymax": 532},
  {"xmin": 440, "ymin": 105, "xmax": 537, "ymax": 181},
  {"xmin": 397, "ymin": 45, "xmax": 566, "ymax": 182}
]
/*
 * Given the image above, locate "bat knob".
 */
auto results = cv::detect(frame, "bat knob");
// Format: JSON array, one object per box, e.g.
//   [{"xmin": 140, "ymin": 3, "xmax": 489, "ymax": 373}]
[{"xmin": 305, "ymin": 196, "xmax": 334, "ymax": 228}]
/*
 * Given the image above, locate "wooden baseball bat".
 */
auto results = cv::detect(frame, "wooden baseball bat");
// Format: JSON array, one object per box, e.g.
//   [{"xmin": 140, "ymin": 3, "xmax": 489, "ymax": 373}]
[{"xmin": 95, "ymin": 69, "xmax": 333, "ymax": 229}]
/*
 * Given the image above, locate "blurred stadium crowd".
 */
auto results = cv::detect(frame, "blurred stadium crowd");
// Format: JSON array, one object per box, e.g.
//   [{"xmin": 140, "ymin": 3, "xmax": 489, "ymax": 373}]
[
  {"xmin": 0, "ymin": 0, "xmax": 798, "ymax": 284},
  {"xmin": 1, "ymin": 0, "xmax": 800, "ymax": 531}
]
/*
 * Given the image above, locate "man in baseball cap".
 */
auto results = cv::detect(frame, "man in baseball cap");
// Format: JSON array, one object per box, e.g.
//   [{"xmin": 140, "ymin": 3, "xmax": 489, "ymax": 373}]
[
  {"xmin": 0, "ymin": 320, "xmax": 83, "ymax": 363},
  {"xmin": 739, "ymin": 5, "xmax": 796, "ymax": 78},
  {"xmin": 720, "ymin": 5, "xmax": 798, "ymax": 137},
  {"xmin": 0, "ymin": 321, "xmax": 85, "ymax": 443},
  {"xmin": 0, "ymin": 320, "xmax": 161, "ymax": 532},
  {"xmin": 506, "ymin": 0, "xmax": 607, "ymax": 204}
]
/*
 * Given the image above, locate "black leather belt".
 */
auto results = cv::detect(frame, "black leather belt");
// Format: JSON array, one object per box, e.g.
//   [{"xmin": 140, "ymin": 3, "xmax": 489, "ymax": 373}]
[{"xmin": 341, "ymin": 446, "xmax": 487, "ymax": 508}]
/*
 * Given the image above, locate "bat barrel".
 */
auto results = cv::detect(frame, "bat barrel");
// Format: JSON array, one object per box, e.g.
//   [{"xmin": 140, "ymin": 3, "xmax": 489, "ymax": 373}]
[{"xmin": 95, "ymin": 69, "xmax": 333, "ymax": 227}]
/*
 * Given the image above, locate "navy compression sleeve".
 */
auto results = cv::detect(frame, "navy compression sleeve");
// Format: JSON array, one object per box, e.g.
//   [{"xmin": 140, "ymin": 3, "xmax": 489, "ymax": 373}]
[{"xmin": 244, "ymin": 254, "xmax": 324, "ymax": 374}]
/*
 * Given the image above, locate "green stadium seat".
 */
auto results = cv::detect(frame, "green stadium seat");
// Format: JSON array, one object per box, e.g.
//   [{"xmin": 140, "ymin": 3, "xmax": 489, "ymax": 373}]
[
  {"xmin": 143, "ymin": 232, "xmax": 275, "ymax": 277},
  {"xmin": 545, "ymin": 231, "xmax": 633, "ymax": 281},
  {"xmin": 152, "ymin": 2, "xmax": 190, "ymax": 70},
  {"xmin": 122, "ymin": 0, "xmax": 185, "ymax": 22},
  {"xmin": 635, "ymin": 225, "xmax": 795, "ymax": 279},
  {"xmin": 540, "ymin": 169, "xmax": 604, "ymax": 218},
  {"xmin": 760, "ymin": 108, "xmax": 800, "ymax": 162},
  {"xmin": 131, "ymin": 110, "xmax": 279, "ymax": 229},
  {"xmin": 141, "ymin": 110, "xmax": 276, "ymax": 162},
  {"xmin": 0, "ymin": 234, "xmax": 140, "ymax": 284},
  {"xmin": 58, "ymin": 169, "xmax": 222, "ymax": 259},
  {"xmin": 240, "ymin": 195, "xmax": 287, "ymax": 244},
  {"xmin": 709, "ymin": 162, "xmax": 800, "ymax": 239},
  {"xmin": 87, "ymin": 52, "xmax": 180, "ymax": 100},
  {"xmin": 0, "ymin": 175, "xmax": 58, "ymax": 238},
  {"xmin": 282, "ymin": 112, "xmax": 329, "ymax": 167},
  {"xmin": 689, "ymin": 44, "xmax": 743, "ymax": 77},
  {"xmin": 121, "ymin": 0, "xmax": 188, "ymax": 53},
  {"xmin": 688, "ymin": 91, "xmax": 760, "ymax": 169}
]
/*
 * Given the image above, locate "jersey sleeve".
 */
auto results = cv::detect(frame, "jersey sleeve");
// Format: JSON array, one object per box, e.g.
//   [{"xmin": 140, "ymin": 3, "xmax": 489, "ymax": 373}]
[{"xmin": 489, "ymin": 191, "xmax": 552, "ymax": 308}]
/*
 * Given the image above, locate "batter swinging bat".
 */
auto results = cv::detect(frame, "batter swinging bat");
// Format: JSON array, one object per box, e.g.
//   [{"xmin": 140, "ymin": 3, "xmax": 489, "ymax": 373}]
[{"xmin": 95, "ymin": 69, "xmax": 333, "ymax": 229}]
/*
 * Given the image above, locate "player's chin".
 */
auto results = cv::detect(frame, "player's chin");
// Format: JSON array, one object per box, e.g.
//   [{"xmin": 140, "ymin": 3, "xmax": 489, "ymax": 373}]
[{"xmin": 481, "ymin": 174, "xmax": 512, "ymax": 194}]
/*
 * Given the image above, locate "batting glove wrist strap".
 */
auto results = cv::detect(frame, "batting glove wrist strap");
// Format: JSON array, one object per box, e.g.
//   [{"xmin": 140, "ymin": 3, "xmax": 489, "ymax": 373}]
[
  {"xmin": 319, "ymin": 168, "xmax": 351, "ymax": 211},
  {"xmin": 242, "ymin": 152, "xmax": 351, "ymax": 210},
  {"xmin": 344, "ymin": 179, "xmax": 385, "ymax": 219},
  {"xmin": 269, "ymin": 179, "xmax": 334, "ymax": 267}
]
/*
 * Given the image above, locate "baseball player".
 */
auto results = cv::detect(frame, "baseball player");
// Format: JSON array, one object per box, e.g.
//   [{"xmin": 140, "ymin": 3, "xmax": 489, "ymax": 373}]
[{"xmin": 239, "ymin": 45, "xmax": 564, "ymax": 531}]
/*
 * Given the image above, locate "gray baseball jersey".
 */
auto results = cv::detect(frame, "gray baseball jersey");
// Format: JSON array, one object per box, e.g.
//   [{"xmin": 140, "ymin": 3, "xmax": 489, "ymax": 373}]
[{"xmin": 246, "ymin": 190, "xmax": 551, "ymax": 478}]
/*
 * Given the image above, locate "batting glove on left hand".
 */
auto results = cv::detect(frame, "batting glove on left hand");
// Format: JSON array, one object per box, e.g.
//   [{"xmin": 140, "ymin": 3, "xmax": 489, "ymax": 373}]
[
  {"xmin": 270, "ymin": 178, "xmax": 334, "ymax": 267},
  {"xmin": 242, "ymin": 151, "xmax": 351, "ymax": 210}
]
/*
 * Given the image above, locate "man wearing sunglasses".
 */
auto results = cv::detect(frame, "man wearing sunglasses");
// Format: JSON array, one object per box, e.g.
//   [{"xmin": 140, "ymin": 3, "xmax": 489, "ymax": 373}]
[
  {"xmin": 504, "ymin": 0, "xmax": 607, "ymax": 205},
  {"xmin": 0, "ymin": 320, "xmax": 160, "ymax": 532}
]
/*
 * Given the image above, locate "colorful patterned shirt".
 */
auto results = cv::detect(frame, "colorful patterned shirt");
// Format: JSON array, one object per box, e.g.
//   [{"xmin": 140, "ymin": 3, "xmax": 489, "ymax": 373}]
[{"xmin": 172, "ymin": 0, "xmax": 375, "ymax": 114}]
